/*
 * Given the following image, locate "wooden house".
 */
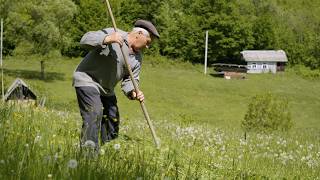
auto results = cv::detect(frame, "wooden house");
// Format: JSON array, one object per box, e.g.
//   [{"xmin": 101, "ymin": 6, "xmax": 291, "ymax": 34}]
[{"xmin": 240, "ymin": 50, "xmax": 288, "ymax": 73}]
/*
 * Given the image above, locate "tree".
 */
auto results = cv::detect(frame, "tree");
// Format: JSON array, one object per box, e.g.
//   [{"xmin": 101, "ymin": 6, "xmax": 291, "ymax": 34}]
[{"xmin": 6, "ymin": 0, "xmax": 77, "ymax": 79}]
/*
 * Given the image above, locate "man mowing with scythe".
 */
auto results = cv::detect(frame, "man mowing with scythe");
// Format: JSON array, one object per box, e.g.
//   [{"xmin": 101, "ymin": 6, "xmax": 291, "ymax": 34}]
[{"xmin": 72, "ymin": 20, "xmax": 160, "ymax": 150}]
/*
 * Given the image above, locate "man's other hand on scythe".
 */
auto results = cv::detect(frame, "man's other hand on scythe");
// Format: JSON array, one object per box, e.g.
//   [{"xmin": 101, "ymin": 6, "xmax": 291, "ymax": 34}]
[{"xmin": 131, "ymin": 90, "xmax": 144, "ymax": 102}]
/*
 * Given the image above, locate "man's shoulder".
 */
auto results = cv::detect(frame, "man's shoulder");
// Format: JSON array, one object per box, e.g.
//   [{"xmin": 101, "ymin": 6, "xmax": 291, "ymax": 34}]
[{"xmin": 103, "ymin": 28, "xmax": 127, "ymax": 35}]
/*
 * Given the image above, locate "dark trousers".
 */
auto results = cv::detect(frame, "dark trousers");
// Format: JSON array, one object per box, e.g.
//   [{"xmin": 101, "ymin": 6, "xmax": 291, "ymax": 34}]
[{"xmin": 75, "ymin": 86, "xmax": 120, "ymax": 147}]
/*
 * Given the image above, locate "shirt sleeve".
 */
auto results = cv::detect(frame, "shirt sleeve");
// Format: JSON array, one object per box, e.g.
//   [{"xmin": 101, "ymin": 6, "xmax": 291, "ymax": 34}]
[
  {"xmin": 79, "ymin": 29, "xmax": 109, "ymax": 50},
  {"xmin": 121, "ymin": 61, "xmax": 141, "ymax": 98}
]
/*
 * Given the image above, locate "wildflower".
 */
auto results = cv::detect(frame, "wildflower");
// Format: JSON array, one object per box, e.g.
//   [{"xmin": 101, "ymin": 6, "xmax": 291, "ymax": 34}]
[
  {"xmin": 48, "ymin": 174, "xmax": 53, "ymax": 178},
  {"xmin": 114, "ymin": 143, "xmax": 121, "ymax": 151},
  {"xmin": 204, "ymin": 146, "xmax": 209, "ymax": 151},
  {"xmin": 54, "ymin": 153, "xmax": 59, "ymax": 161},
  {"xmin": 68, "ymin": 159, "xmax": 78, "ymax": 169},
  {"xmin": 239, "ymin": 139, "xmax": 247, "ymax": 146},
  {"xmin": 306, "ymin": 159, "xmax": 317, "ymax": 168},
  {"xmin": 34, "ymin": 135, "xmax": 42, "ymax": 143},
  {"xmin": 25, "ymin": 144, "xmax": 29, "ymax": 148},
  {"xmin": 83, "ymin": 140, "xmax": 96, "ymax": 149},
  {"xmin": 100, "ymin": 149, "xmax": 105, "ymax": 155}
]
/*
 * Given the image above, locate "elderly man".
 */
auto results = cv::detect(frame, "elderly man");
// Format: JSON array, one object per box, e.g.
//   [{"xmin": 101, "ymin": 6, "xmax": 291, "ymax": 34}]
[{"xmin": 73, "ymin": 20, "xmax": 160, "ymax": 149}]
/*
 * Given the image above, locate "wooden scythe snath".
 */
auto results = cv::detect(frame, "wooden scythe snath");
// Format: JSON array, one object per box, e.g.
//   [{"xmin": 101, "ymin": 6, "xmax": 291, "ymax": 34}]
[{"xmin": 104, "ymin": 0, "xmax": 160, "ymax": 148}]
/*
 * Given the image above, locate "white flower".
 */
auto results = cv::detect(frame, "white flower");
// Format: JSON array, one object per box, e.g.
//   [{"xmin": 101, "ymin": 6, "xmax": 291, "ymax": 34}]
[
  {"xmin": 25, "ymin": 144, "xmax": 29, "ymax": 148},
  {"xmin": 240, "ymin": 139, "xmax": 247, "ymax": 146},
  {"xmin": 68, "ymin": 159, "xmax": 78, "ymax": 169},
  {"xmin": 54, "ymin": 153, "xmax": 59, "ymax": 160},
  {"xmin": 48, "ymin": 174, "xmax": 53, "ymax": 178},
  {"xmin": 34, "ymin": 135, "xmax": 42, "ymax": 143},
  {"xmin": 100, "ymin": 149, "xmax": 105, "ymax": 155},
  {"xmin": 83, "ymin": 140, "xmax": 96, "ymax": 149},
  {"xmin": 114, "ymin": 143, "xmax": 121, "ymax": 150}
]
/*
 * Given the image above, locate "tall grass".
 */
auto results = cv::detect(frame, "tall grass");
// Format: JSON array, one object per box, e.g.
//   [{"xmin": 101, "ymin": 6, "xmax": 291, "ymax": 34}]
[{"xmin": 0, "ymin": 103, "xmax": 319, "ymax": 179}]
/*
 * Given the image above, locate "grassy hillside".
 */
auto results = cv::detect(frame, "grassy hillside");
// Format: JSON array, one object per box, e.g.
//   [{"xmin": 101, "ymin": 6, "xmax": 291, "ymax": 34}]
[
  {"xmin": 1, "ymin": 55, "xmax": 319, "ymax": 129},
  {"xmin": 0, "ymin": 56, "xmax": 319, "ymax": 179}
]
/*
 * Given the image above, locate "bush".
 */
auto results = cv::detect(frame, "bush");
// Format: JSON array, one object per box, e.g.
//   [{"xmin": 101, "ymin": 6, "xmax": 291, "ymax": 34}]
[
  {"xmin": 293, "ymin": 65, "xmax": 320, "ymax": 80},
  {"xmin": 242, "ymin": 93, "xmax": 293, "ymax": 132}
]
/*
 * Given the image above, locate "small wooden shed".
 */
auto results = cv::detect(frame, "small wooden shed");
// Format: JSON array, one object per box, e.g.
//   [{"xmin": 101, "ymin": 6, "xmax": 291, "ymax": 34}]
[
  {"xmin": 240, "ymin": 50, "xmax": 288, "ymax": 73},
  {"xmin": 4, "ymin": 78, "xmax": 37, "ymax": 105}
]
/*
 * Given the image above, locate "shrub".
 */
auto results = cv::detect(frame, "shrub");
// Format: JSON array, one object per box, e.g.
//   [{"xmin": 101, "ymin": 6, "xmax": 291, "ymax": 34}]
[
  {"xmin": 293, "ymin": 65, "xmax": 320, "ymax": 79},
  {"xmin": 242, "ymin": 93, "xmax": 293, "ymax": 132}
]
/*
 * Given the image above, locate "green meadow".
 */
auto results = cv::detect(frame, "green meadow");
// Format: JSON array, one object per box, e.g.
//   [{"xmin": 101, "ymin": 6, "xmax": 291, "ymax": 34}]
[{"xmin": 0, "ymin": 56, "xmax": 319, "ymax": 179}]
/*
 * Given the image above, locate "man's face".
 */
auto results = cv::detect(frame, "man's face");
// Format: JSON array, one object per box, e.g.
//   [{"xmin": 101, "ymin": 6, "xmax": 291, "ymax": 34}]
[{"xmin": 132, "ymin": 32, "xmax": 152, "ymax": 53}]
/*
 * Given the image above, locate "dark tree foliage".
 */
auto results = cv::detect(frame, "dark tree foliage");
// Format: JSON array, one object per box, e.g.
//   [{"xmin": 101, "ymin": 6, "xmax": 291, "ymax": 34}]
[{"xmin": 1, "ymin": 0, "xmax": 320, "ymax": 69}]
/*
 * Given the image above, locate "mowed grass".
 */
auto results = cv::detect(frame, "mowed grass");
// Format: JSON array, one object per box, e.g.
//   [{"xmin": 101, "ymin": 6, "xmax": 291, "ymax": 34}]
[{"xmin": 0, "ymin": 55, "xmax": 319, "ymax": 179}]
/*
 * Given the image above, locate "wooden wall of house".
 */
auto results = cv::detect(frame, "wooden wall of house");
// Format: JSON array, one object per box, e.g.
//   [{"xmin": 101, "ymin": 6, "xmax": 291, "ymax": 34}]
[{"xmin": 247, "ymin": 62, "xmax": 277, "ymax": 73}]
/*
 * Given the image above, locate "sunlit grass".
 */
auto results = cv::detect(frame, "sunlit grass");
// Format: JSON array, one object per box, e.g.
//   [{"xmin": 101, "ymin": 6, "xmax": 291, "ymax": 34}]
[
  {"xmin": 1, "ymin": 55, "xmax": 320, "ymax": 178},
  {"xmin": 0, "ymin": 103, "xmax": 319, "ymax": 179}
]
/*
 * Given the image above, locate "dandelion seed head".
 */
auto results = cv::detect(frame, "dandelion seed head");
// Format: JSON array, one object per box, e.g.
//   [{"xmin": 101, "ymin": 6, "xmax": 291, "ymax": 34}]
[
  {"xmin": 68, "ymin": 159, "xmax": 78, "ymax": 169},
  {"xmin": 83, "ymin": 140, "xmax": 96, "ymax": 149},
  {"xmin": 114, "ymin": 143, "xmax": 121, "ymax": 150}
]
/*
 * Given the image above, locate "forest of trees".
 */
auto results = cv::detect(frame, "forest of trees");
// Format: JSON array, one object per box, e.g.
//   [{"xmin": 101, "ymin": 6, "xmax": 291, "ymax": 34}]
[{"xmin": 0, "ymin": 0, "xmax": 319, "ymax": 69}]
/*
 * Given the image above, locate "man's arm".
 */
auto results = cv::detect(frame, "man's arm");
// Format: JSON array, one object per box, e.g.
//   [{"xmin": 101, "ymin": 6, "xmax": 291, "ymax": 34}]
[
  {"xmin": 80, "ymin": 28, "xmax": 123, "ymax": 50},
  {"xmin": 121, "ymin": 62, "xmax": 141, "ymax": 100}
]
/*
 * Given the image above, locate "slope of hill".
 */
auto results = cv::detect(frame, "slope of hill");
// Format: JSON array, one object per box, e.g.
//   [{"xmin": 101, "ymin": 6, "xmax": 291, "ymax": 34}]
[
  {"xmin": 2, "ymin": 55, "xmax": 319, "ymax": 129},
  {"xmin": 0, "ymin": 56, "xmax": 319, "ymax": 178}
]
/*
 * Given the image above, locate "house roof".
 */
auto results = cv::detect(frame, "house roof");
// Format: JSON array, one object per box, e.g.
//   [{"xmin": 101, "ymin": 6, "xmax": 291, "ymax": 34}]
[
  {"xmin": 240, "ymin": 50, "xmax": 288, "ymax": 62},
  {"xmin": 4, "ymin": 78, "xmax": 37, "ymax": 101}
]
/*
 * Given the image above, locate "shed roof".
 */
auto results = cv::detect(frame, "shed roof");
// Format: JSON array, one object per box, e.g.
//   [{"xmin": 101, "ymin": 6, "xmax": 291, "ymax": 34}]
[
  {"xmin": 240, "ymin": 50, "xmax": 288, "ymax": 62},
  {"xmin": 4, "ymin": 78, "xmax": 37, "ymax": 101}
]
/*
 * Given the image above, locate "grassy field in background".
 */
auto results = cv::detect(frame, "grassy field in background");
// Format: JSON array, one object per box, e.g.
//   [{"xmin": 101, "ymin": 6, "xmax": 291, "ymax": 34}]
[
  {"xmin": 1, "ymin": 55, "xmax": 320, "ymax": 129},
  {"xmin": 0, "ymin": 55, "xmax": 319, "ymax": 179}
]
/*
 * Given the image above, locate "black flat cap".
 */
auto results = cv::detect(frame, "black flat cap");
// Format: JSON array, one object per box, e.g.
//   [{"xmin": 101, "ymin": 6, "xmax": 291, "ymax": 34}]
[{"xmin": 134, "ymin": 20, "xmax": 160, "ymax": 38}]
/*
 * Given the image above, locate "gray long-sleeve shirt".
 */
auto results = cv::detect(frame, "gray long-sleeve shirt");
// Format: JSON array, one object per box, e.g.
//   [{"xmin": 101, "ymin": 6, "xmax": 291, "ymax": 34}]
[{"xmin": 72, "ymin": 28, "xmax": 142, "ymax": 97}]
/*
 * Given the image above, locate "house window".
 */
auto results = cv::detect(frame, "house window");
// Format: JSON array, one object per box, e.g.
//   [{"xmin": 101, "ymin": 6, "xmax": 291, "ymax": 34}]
[
  {"xmin": 252, "ymin": 63, "xmax": 257, "ymax": 69},
  {"xmin": 262, "ymin": 63, "xmax": 267, "ymax": 69}
]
